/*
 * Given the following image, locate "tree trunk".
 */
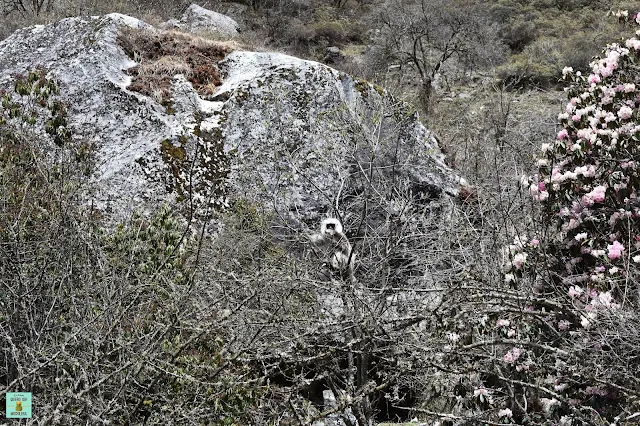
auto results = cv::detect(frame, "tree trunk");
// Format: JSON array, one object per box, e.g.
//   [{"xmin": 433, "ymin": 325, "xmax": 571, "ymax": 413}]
[{"xmin": 419, "ymin": 78, "xmax": 433, "ymax": 115}]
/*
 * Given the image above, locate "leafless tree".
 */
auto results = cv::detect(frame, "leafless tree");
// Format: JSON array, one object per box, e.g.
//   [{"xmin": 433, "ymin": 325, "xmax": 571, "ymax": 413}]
[
  {"xmin": 371, "ymin": 0, "xmax": 505, "ymax": 114},
  {"xmin": 1, "ymin": 0, "xmax": 55, "ymax": 16}
]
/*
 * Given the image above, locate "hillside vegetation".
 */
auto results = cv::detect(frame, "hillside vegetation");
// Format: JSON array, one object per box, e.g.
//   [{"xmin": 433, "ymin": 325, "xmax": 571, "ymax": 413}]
[{"xmin": 2, "ymin": 1, "xmax": 640, "ymax": 425}]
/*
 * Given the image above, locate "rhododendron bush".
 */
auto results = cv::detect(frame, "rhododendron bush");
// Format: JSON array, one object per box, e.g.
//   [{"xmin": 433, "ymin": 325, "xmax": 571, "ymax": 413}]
[
  {"xmin": 521, "ymin": 31, "xmax": 640, "ymax": 295},
  {"xmin": 426, "ymin": 12, "xmax": 640, "ymax": 426},
  {"xmin": 503, "ymin": 12, "xmax": 640, "ymax": 424}
]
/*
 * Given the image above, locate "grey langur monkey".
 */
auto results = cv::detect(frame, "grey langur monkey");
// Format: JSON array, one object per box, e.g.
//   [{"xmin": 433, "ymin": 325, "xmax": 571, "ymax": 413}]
[{"xmin": 309, "ymin": 218, "xmax": 355, "ymax": 282}]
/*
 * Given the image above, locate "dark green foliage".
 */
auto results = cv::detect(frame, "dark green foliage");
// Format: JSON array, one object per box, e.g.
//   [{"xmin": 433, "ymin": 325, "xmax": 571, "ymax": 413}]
[
  {"xmin": 104, "ymin": 205, "xmax": 188, "ymax": 281},
  {"xmin": 6, "ymin": 69, "xmax": 71, "ymax": 146}
]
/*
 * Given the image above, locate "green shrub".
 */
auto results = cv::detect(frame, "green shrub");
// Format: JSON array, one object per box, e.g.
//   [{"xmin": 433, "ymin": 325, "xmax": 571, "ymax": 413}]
[{"xmin": 496, "ymin": 39, "xmax": 561, "ymax": 88}]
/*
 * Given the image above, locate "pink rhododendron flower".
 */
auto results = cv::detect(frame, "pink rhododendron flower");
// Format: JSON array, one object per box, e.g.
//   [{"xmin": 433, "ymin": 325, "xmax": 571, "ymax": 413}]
[
  {"xmin": 568, "ymin": 286, "xmax": 583, "ymax": 298},
  {"xmin": 592, "ymin": 186, "xmax": 606, "ymax": 202},
  {"xmin": 496, "ymin": 319, "xmax": 510, "ymax": 328},
  {"xmin": 473, "ymin": 387, "xmax": 489, "ymax": 397},
  {"xmin": 551, "ymin": 170, "xmax": 564, "ymax": 183},
  {"xmin": 588, "ymin": 74, "xmax": 601, "ymax": 84},
  {"xmin": 626, "ymin": 37, "xmax": 640, "ymax": 50},
  {"xmin": 512, "ymin": 253, "xmax": 527, "ymax": 269},
  {"xmin": 529, "ymin": 183, "xmax": 539, "ymax": 196},
  {"xmin": 498, "ymin": 408, "xmax": 513, "ymax": 418},
  {"xmin": 557, "ymin": 129, "xmax": 569, "ymax": 140},
  {"xmin": 530, "ymin": 238, "xmax": 539, "ymax": 247},
  {"xmin": 583, "ymin": 186, "xmax": 606, "ymax": 205},
  {"xmin": 504, "ymin": 347, "xmax": 522, "ymax": 363},
  {"xmin": 563, "ymin": 218, "xmax": 581, "ymax": 231},
  {"xmin": 583, "ymin": 165, "xmax": 596, "ymax": 177},
  {"xmin": 597, "ymin": 291, "xmax": 618, "ymax": 308},
  {"xmin": 529, "ymin": 182, "xmax": 549, "ymax": 201},
  {"xmin": 607, "ymin": 240, "xmax": 624, "ymax": 259},
  {"xmin": 558, "ymin": 320, "xmax": 570, "ymax": 331},
  {"xmin": 618, "ymin": 105, "xmax": 633, "ymax": 120},
  {"xmin": 534, "ymin": 191, "xmax": 549, "ymax": 202}
]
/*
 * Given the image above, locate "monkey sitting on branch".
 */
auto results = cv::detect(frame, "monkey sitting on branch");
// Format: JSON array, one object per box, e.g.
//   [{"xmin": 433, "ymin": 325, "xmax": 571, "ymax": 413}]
[{"xmin": 309, "ymin": 218, "xmax": 356, "ymax": 283}]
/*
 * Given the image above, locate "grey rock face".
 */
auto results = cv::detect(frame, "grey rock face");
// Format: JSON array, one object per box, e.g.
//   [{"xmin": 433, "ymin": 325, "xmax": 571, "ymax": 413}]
[
  {"xmin": 0, "ymin": 13, "xmax": 462, "ymax": 225},
  {"xmin": 0, "ymin": 14, "xmax": 170, "ymax": 218},
  {"xmin": 215, "ymin": 51, "xmax": 462, "ymax": 223}
]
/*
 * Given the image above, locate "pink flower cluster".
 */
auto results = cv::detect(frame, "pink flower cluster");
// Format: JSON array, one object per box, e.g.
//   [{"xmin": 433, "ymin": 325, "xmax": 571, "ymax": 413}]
[
  {"xmin": 607, "ymin": 240, "xmax": 624, "ymax": 259},
  {"xmin": 530, "ymin": 181, "xmax": 549, "ymax": 202},
  {"xmin": 568, "ymin": 285, "xmax": 583, "ymax": 298},
  {"xmin": 581, "ymin": 185, "xmax": 606, "ymax": 206},
  {"xmin": 503, "ymin": 347, "xmax": 522, "ymax": 364},
  {"xmin": 512, "ymin": 252, "xmax": 527, "ymax": 269},
  {"xmin": 498, "ymin": 408, "xmax": 513, "ymax": 418},
  {"xmin": 496, "ymin": 319, "xmax": 510, "ymax": 328}
]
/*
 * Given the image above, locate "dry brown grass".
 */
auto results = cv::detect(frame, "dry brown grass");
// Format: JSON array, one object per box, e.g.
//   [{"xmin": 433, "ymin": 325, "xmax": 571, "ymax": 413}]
[
  {"xmin": 118, "ymin": 28, "xmax": 234, "ymax": 102},
  {"xmin": 137, "ymin": 55, "xmax": 192, "ymax": 77}
]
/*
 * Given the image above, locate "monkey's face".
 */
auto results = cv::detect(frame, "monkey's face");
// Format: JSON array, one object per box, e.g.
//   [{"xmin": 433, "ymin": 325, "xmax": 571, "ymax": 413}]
[{"xmin": 320, "ymin": 218, "xmax": 343, "ymax": 235}]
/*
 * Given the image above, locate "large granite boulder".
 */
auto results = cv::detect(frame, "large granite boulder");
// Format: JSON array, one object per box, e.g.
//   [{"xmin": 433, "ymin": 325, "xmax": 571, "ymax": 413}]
[{"xmin": 0, "ymin": 13, "xmax": 463, "ymax": 227}]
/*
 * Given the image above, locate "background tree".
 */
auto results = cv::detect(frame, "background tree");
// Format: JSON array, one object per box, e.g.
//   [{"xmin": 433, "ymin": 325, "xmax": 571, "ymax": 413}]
[{"xmin": 371, "ymin": 0, "xmax": 505, "ymax": 113}]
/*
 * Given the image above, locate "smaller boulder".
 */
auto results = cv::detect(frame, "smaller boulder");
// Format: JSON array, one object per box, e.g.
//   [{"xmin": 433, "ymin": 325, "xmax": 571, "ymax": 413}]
[
  {"xmin": 160, "ymin": 4, "xmax": 240, "ymax": 38},
  {"xmin": 323, "ymin": 46, "xmax": 344, "ymax": 64}
]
